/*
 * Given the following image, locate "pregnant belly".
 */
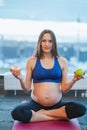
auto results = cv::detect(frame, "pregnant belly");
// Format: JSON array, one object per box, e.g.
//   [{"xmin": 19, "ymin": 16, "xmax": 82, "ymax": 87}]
[
  {"xmin": 31, "ymin": 92, "xmax": 62, "ymax": 106},
  {"xmin": 32, "ymin": 82, "xmax": 62, "ymax": 106}
]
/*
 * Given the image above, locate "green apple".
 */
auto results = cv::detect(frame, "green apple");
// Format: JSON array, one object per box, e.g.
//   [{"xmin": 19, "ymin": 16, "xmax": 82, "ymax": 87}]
[{"xmin": 75, "ymin": 69, "xmax": 85, "ymax": 77}]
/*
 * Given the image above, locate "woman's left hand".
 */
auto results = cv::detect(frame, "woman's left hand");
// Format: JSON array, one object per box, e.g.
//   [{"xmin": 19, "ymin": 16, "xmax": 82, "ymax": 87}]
[{"xmin": 73, "ymin": 72, "xmax": 84, "ymax": 82}]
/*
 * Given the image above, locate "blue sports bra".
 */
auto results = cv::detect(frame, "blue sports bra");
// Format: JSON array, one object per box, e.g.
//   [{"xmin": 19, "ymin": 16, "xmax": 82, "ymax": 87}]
[{"xmin": 32, "ymin": 57, "xmax": 62, "ymax": 83}]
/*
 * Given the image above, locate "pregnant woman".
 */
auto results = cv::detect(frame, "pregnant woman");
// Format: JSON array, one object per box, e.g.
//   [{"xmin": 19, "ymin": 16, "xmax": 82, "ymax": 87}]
[{"xmin": 10, "ymin": 29, "xmax": 86, "ymax": 123}]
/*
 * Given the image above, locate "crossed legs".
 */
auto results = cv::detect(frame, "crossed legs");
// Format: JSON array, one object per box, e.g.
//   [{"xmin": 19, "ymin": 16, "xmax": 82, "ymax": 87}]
[
  {"xmin": 30, "ymin": 106, "xmax": 67, "ymax": 122},
  {"xmin": 30, "ymin": 102, "xmax": 86, "ymax": 122},
  {"xmin": 11, "ymin": 99, "xmax": 86, "ymax": 123}
]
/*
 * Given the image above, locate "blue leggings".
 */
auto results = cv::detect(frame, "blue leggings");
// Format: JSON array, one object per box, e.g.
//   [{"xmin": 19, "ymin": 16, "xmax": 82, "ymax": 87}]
[{"xmin": 11, "ymin": 98, "xmax": 86, "ymax": 123}]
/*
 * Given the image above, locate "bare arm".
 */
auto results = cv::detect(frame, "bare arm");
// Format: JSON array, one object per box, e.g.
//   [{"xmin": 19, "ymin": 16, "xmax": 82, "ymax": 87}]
[
  {"xmin": 10, "ymin": 57, "xmax": 34, "ymax": 93},
  {"xmin": 59, "ymin": 57, "xmax": 83, "ymax": 93},
  {"xmin": 19, "ymin": 58, "xmax": 32, "ymax": 93}
]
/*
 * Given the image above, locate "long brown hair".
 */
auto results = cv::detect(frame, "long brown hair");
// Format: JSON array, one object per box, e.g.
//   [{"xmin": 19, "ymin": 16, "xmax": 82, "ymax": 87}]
[{"xmin": 34, "ymin": 29, "xmax": 59, "ymax": 58}]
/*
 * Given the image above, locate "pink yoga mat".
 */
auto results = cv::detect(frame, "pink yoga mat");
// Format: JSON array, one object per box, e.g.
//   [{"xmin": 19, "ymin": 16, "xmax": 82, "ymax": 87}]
[{"xmin": 12, "ymin": 119, "xmax": 81, "ymax": 130}]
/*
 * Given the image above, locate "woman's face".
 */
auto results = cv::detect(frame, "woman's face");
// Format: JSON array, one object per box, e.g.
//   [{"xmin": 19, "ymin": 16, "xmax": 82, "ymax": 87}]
[{"xmin": 41, "ymin": 33, "xmax": 53, "ymax": 54}]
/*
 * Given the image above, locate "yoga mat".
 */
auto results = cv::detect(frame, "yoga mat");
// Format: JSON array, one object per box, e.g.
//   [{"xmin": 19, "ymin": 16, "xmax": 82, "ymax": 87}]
[{"xmin": 12, "ymin": 119, "xmax": 81, "ymax": 130}]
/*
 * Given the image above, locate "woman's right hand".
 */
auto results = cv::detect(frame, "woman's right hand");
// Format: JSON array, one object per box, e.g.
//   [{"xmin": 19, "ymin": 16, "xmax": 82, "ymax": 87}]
[{"xmin": 10, "ymin": 65, "xmax": 22, "ymax": 80}]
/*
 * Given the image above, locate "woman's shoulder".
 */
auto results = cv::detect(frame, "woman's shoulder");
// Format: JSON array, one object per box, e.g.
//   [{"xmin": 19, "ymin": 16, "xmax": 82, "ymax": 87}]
[
  {"xmin": 57, "ymin": 56, "xmax": 67, "ymax": 63},
  {"xmin": 27, "ymin": 56, "xmax": 37, "ymax": 63},
  {"xmin": 57, "ymin": 56, "xmax": 68, "ymax": 68},
  {"xmin": 26, "ymin": 56, "xmax": 37, "ymax": 69},
  {"xmin": 26, "ymin": 56, "xmax": 37, "ymax": 67}
]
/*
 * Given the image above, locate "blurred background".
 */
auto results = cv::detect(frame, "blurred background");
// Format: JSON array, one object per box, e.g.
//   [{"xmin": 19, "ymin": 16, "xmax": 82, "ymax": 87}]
[{"xmin": 0, "ymin": 0, "xmax": 87, "ymax": 74}]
